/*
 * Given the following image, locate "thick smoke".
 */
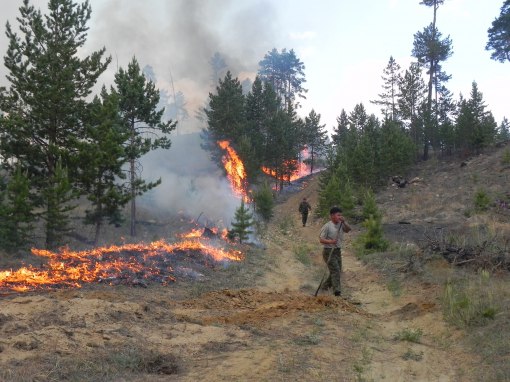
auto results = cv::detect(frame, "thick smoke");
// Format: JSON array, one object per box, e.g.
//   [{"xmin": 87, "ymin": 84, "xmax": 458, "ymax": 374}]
[{"xmin": 85, "ymin": 0, "xmax": 280, "ymax": 226}]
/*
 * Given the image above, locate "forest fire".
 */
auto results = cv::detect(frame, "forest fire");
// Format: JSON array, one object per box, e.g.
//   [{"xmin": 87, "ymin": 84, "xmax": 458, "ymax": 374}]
[
  {"xmin": 262, "ymin": 159, "xmax": 310, "ymax": 182},
  {"xmin": 217, "ymin": 140, "xmax": 249, "ymax": 201},
  {"xmin": 0, "ymin": 235, "xmax": 242, "ymax": 293}
]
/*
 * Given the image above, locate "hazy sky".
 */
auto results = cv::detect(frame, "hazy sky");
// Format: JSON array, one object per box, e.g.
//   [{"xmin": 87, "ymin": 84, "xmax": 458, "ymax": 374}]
[{"xmin": 0, "ymin": 0, "xmax": 508, "ymax": 135}]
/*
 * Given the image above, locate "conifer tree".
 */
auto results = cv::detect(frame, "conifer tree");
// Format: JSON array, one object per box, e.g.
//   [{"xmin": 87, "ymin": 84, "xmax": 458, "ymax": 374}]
[
  {"xmin": 0, "ymin": 0, "xmax": 111, "ymax": 247},
  {"xmin": 231, "ymin": 200, "xmax": 254, "ymax": 243},
  {"xmin": 498, "ymin": 117, "xmax": 510, "ymax": 141},
  {"xmin": 304, "ymin": 109, "xmax": 327, "ymax": 174},
  {"xmin": 80, "ymin": 89, "xmax": 130, "ymax": 244},
  {"xmin": 486, "ymin": 0, "xmax": 510, "ymax": 63},
  {"xmin": 456, "ymin": 82, "xmax": 498, "ymax": 153},
  {"xmin": 371, "ymin": 56, "xmax": 402, "ymax": 121},
  {"xmin": 0, "ymin": 166, "xmax": 34, "ymax": 252},
  {"xmin": 42, "ymin": 159, "xmax": 75, "ymax": 248},
  {"xmin": 362, "ymin": 190, "xmax": 382, "ymax": 222},
  {"xmin": 114, "ymin": 57, "xmax": 176, "ymax": 237},
  {"xmin": 332, "ymin": 109, "xmax": 349, "ymax": 147},
  {"xmin": 412, "ymin": 0, "xmax": 453, "ymax": 159}
]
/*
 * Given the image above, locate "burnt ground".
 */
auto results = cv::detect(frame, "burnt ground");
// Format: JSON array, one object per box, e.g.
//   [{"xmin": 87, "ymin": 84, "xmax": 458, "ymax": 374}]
[{"xmin": 0, "ymin": 144, "xmax": 509, "ymax": 381}]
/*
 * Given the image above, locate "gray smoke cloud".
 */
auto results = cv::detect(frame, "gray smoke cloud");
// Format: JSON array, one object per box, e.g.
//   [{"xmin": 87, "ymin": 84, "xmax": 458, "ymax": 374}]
[{"xmin": 86, "ymin": 0, "xmax": 280, "ymax": 226}]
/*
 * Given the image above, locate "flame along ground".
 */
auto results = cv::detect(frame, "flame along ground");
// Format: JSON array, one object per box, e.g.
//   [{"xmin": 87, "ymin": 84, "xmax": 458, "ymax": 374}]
[{"xmin": 0, "ymin": 234, "xmax": 242, "ymax": 293}]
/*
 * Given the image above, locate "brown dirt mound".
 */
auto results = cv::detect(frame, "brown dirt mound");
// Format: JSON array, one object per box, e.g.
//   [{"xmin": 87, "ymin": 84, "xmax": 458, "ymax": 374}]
[{"xmin": 177, "ymin": 289, "xmax": 367, "ymax": 325}]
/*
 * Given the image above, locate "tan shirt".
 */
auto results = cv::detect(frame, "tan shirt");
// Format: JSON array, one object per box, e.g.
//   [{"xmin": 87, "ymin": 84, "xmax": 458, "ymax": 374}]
[{"xmin": 320, "ymin": 221, "xmax": 344, "ymax": 249}]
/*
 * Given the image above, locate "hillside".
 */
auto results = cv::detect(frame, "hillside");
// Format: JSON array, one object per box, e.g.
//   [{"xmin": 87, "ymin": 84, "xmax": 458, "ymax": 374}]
[{"xmin": 0, "ymin": 145, "xmax": 509, "ymax": 381}]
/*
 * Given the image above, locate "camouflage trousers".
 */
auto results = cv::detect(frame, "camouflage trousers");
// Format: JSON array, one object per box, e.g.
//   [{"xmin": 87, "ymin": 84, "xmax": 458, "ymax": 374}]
[{"xmin": 322, "ymin": 248, "xmax": 342, "ymax": 293}]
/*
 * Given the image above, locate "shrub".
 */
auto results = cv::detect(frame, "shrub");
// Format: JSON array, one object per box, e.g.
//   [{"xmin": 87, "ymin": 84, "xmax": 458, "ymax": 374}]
[
  {"xmin": 356, "ymin": 215, "xmax": 389, "ymax": 257},
  {"xmin": 393, "ymin": 328, "xmax": 423, "ymax": 343},
  {"xmin": 474, "ymin": 189, "xmax": 491, "ymax": 212}
]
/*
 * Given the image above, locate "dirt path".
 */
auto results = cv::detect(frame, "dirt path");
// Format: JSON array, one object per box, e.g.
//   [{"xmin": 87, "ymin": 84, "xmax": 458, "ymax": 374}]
[{"xmin": 253, "ymin": 177, "xmax": 472, "ymax": 381}]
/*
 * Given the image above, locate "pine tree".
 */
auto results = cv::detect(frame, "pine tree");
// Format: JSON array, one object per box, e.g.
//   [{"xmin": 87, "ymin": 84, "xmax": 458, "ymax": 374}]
[
  {"xmin": 231, "ymin": 200, "xmax": 254, "ymax": 243},
  {"xmin": 258, "ymin": 48, "xmax": 307, "ymax": 109},
  {"xmin": 486, "ymin": 0, "xmax": 510, "ymax": 63},
  {"xmin": 0, "ymin": 166, "xmax": 34, "ymax": 252},
  {"xmin": 456, "ymin": 82, "xmax": 498, "ymax": 154},
  {"xmin": 114, "ymin": 57, "xmax": 176, "ymax": 237},
  {"xmin": 412, "ymin": 0, "xmax": 453, "ymax": 159},
  {"xmin": 303, "ymin": 109, "xmax": 327, "ymax": 173},
  {"xmin": 362, "ymin": 190, "xmax": 382, "ymax": 222},
  {"xmin": 42, "ymin": 159, "xmax": 75, "ymax": 248},
  {"xmin": 498, "ymin": 117, "xmax": 510, "ymax": 141},
  {"xmin": 0, "ymin": 0, "xmax": 111, "ymax": 247},
  {"xmin": 371, "ymin": 56, "xmax": 402, "ymax": 121},
  {"xmin": 332, "ymin": 109, "xmax": 349, "ymax": 147},
  {"xmin": 398, "ymin": 62, "xmax": 426, "ymax": 150},
  {"xmin": 360, "ymin": 216, "xmax": 389, "ymax": 252},
  {"xmin": 80, "ymin": 89, "xmax": 130, "ymax": 245}
]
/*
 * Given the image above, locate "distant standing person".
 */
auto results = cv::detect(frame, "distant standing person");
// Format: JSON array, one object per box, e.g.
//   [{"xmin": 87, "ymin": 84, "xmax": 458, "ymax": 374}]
[
  {"xmin": 298, "ymin": 197, "xmax": 312, "ymax": 227},
  {"xmin": 319, "ymin": 206, "xmax": 351, "ymax": 296}
]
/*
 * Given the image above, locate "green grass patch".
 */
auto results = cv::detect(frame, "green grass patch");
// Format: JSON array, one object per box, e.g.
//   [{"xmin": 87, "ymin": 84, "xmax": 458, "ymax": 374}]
[{"xmin": 443, "ymin": 270, "xmax": 500, "ymax": 328}]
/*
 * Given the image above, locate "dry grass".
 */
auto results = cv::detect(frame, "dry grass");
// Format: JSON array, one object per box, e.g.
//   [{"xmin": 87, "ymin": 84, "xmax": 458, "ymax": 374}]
[{"xmin": 0, "ymin": 343, "xmax": 182, "ymax": 382}]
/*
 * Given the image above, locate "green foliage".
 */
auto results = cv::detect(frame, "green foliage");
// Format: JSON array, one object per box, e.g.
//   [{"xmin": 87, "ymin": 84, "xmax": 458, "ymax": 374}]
[
  {"xmin": 362, "ymin": 190, "xmax": 382, "ymax": 222},
  {"xmin": 356, "ymin": 216, "xmax": 389, "ymax": 257},
  {"xmin": 42, "ymin": 159, "xmax": 75, "ymax": 249},
  {"xmin": 486, "ymin": 0, "xmax": 510, "ymax": 63},
  {"xmin": 114, "ymin": 57, "xmax": 176, "ymax": 236},
  {"xmin": 303, "ymin": 109, "xmax": 327, "ymax": 173},
  {"xmin": 0, "ymin": 167, "xmax": 34, "ymax": 252},
  {"xmin": 371, "ymin": 56, "xmax": 402, "ymax": 121},
  {"xmin": 393, "ymin": 328, "xmax": 423, "ymax": 343},
  {"xmin": 230, "ymin": 201, "xmax": 254, "ymax": 244},
  {"xmin": 443, "ymin": 271, "xmax": 500, "ymax": 327},
  {"xmin": 258, "ymin": 48, "xmax": 307, "ymax": 109},
  {"xmin": 474, "ymin": 189, "xmax": 491, "ymax": 212},
  {"xmin": 80, "ymin": 89, "xmax": 130, "ymax": 244},
  {"xmin": 253, "ymin": 182, "xmax": 274, "ymax": 221},
  {"xmin": 0, "ymin": 0, "xmax": 110, "ymax": 247},
  {"xmin": 456, "ymin": 82, "xmax": 498, "ymax": 153}
]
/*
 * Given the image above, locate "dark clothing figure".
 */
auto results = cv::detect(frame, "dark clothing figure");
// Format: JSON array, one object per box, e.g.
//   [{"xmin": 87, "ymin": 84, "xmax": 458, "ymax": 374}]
[{"xmin": 298, "ymin": 200, "xmax": 311, "ymax": 227}]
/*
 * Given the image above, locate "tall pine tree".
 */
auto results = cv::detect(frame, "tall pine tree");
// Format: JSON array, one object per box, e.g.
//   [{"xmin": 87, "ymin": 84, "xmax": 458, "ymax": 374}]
[
  {"xmin": 114, "ymin": 57, "xmax": 176, "ymax": 237},
  {"xmin": 0, "ymin": 0, "xmax": 111, "ymax": 248}
]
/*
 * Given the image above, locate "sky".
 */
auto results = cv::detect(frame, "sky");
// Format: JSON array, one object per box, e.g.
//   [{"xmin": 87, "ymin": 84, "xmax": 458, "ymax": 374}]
[{"xmin": 0, "ymin": 0, "xmax": 508, "ymax": 136}]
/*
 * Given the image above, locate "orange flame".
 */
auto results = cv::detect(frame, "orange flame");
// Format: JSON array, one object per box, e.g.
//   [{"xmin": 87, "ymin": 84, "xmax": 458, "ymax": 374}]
[
  {"xmin": 217, "ymin": 140, "xmax": 249, "ymax": 201},
  {"xmin": 179, "ymin": 228, "xmax": 203, "ymax": 238},
  {"xmin": 262, "ymin": 160, "xmax": 309, "ymax": 182},
  {"xmin": 0, "ymin": 239, "xmax": 242, "ymax": 293}
]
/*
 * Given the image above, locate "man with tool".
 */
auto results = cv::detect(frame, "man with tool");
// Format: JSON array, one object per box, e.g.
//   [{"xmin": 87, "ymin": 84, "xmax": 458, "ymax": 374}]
[{"xmin": 318, "ymin": 206, "xmax": 351, "ymax": 296}]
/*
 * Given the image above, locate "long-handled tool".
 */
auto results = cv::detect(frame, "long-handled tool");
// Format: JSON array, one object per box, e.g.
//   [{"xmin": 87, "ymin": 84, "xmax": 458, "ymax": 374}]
[{"xmin": 314, "ymin": 222, "xmax": 343, "ymax": 297}]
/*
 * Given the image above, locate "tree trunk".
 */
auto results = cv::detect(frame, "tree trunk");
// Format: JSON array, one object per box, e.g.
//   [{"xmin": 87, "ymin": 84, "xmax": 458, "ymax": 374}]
[
  {"xmin": 310, "ymin": 146, "xmax": 315, "ymax": 174},
  {"xmin": 130, "ymin": 157, "xmax": 136, "ymax": 237}
]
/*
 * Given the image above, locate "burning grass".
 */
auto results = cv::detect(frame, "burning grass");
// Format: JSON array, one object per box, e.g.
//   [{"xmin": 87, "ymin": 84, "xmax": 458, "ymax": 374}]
[{"xmin": 0, "ymin": 236, "xmax": 242, "ymax": 293}]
